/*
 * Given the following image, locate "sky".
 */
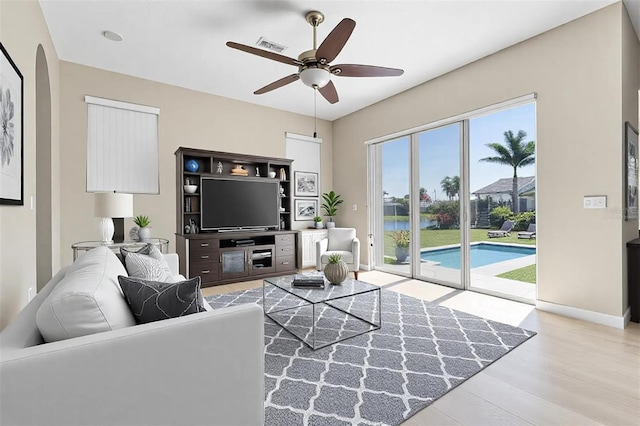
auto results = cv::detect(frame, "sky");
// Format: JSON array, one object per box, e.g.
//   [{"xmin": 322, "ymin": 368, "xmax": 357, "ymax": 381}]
[{"xmin": 382, "ymin": 103, "xmax": 536, "ymax": 200}]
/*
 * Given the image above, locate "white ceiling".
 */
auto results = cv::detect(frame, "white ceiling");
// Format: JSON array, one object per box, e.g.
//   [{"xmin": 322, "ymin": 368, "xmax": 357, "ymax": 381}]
[{"xmin": 39, "ymin": 0, "xmax": 633, "ymax": 121}]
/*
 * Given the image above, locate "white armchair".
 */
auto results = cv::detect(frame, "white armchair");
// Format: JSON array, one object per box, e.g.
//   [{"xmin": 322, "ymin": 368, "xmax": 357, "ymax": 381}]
[{"xmin": 316, "ymin": 228, "xmax": 360, "ymax": 279}]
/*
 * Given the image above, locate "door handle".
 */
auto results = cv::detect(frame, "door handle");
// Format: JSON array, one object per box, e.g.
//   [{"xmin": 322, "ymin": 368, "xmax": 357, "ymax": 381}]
[
  {"xmin": 200, "ymin": 255, "xmax": 209, "ymax": 259},
  {"xmin": 200, "ymin": 243, "xmax": 209, "ymax": 247},
  {"xmin": 201, "ymin": 270, "xmax": 210, "ymax": 274}
]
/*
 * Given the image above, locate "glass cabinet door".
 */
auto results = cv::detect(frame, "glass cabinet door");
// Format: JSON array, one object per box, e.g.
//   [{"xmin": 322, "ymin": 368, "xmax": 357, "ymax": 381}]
[{"xmin": 220, "ymin": 248, "xmax": 248, "ymax": 280}]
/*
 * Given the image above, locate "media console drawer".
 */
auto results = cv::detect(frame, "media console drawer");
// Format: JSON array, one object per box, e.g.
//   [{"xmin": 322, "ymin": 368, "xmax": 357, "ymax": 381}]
[
  {"xmin": 190, "ymin": 261, "xmax": 220, "ymax": 283},
  {"xmin": 275, "ymin": 233, "xmax": 295, "ymax": 247},
  {"xmin": 189, "ymin": 239, "xmax": 220, "ymax": 260},
  {"xmin": 275, "ymin": 255, "xmax": 296, "ymax": 272}
]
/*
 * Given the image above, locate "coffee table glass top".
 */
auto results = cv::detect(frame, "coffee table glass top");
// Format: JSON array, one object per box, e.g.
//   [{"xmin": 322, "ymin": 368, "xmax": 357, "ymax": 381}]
[{"xmin": 264, "ymin": 274, "xmax": 379, "ymax": 304}]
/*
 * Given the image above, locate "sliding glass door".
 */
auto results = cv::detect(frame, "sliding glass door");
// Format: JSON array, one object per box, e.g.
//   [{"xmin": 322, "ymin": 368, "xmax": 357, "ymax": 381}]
[
  {"xmin": 468, "ymin": 104, "xmax": 536, "ymax": 302},
  {"xmin": 368, "ymin": 96, "xmax": 536, "ymax": 303},
  {"xmin": 415, "ymin": 123, "xmax": 463, "ymax": 288},
  {"xmin": 373, "ymin": 137, "xmax": 412, "ymax": 276}
]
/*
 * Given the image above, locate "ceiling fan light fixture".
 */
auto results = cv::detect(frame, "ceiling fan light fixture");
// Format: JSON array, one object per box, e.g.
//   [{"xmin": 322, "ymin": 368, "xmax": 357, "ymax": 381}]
[{"xmin": 299, "ymin": 67, "xmax": 331, "ymax": 88}]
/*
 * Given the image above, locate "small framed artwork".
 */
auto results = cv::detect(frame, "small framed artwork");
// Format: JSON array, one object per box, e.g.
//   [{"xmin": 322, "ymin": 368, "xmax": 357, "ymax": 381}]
[
  {"xmin": 295, "ymin": 199, "xmax": 318, "ymax": 221},
  {"xmin": 625, "ymin": 121, "xmax": 639, "ymax": 220},
  {"xmin": 294, "ymin": 171, "xmax": 318, "ymax": 197},
  {"xmin": 0, "ymin": 43, "xmax": 24, "ymax": 205}
]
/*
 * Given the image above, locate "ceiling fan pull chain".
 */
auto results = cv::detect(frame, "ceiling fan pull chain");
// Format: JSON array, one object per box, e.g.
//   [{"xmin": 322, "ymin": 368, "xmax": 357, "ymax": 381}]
[{"xmin": 313, "ymin": 88, "xmax": 317, "ymax": 138}]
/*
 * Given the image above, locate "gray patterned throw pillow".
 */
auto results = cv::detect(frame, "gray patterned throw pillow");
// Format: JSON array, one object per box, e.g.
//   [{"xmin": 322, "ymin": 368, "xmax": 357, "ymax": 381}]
[
  {"xmin": 124, "ymin": 246, "xmax": 173, "ymax": 282},
  {"xmin": 117, "ymin": 276, "xmax": 206, "ymax": 324}
]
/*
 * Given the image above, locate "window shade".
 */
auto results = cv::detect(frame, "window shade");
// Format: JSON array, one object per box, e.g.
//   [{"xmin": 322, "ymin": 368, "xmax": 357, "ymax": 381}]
[{"xmin": 85, "ymin": 96, "xmax": 160, "ymax": 194}]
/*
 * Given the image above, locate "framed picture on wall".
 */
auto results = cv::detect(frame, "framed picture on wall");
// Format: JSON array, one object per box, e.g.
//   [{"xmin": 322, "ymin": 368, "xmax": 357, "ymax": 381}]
[
  {"xmin": 295, "ymin": 199, "xmax": 318, "ymax": 221},
  {"xmin": 625, "ymin": 121, "xmax": 639, "ymax": 220},
  {"xmin": 294, "ymin": 171, "xmax": 318, "ymax": 197},
  {"xmin": 0, "ymin": 43, "xmax": 24, "ymax": 205}
]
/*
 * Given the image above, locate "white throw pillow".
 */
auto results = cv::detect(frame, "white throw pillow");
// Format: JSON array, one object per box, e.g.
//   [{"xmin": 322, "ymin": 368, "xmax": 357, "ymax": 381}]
[
  {"xmin": 36, "ymin": 247, "xmax": 136, "ymax": 343},
  {"xmin": 125, "ymin": 246, "xmax": 174, "ymax": 282}
]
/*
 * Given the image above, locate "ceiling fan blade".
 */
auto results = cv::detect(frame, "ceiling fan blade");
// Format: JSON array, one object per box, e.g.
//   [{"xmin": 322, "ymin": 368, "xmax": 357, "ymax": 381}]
[
  {"xmin": 315, "ymin": 18, "xmax": 356, "ymax": 64},
  {"xmin": 331, "ymin": 64, "xmax": 404, "ymax": 77},
  {"xmin": 226, "ymin": 42, "xmax": 303, "ymax": 67},
  {"xmin": 318, "ymin": 80, "xmax": 339, "ymax": 104},
  {"xmin": 254, "ymin": 74, "xmax": 300, "ymax": 95}
]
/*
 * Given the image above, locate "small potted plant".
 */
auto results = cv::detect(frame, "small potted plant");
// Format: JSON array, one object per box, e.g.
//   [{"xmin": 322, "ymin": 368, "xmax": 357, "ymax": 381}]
[
  {"xmin": 313, "ymin": 215, "xmax": 323, "ymax": 229},
  {"xmin": 324, "ymin": 253, "xmax": 349, "ymax": 285},
  {"xmin": 134, "ymin": 215, "xmax": 151, "ymax": 242},
  {"xmin": 321, "ymin": 190, "xmax": 343, "ymax": 229},
  {"xmin": 391, "ymin": 230, "xmax": 410, "ymax": 263}
]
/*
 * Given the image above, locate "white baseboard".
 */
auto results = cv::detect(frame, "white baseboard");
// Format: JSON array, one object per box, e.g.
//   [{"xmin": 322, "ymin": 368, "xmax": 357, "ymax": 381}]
[{"xmin": 536, "ymin": 300, "xmax": 631, "ymax": 329}]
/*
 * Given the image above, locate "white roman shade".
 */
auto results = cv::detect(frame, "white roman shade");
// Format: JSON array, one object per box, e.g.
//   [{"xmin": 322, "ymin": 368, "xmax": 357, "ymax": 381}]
[{"xmin": 85, "ymin": 96, "xmax": 160, "ymax": 194}]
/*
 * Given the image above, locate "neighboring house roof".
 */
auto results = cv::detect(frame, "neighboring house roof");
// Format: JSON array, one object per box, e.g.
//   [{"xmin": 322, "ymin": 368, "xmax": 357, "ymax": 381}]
[
  {"xmin": 518, "ymin": 178, "xmax": 536, "ymax": 197},
  {"xmin": 473, "ymin": 176, "xmax": 535, "ymax": 195}
]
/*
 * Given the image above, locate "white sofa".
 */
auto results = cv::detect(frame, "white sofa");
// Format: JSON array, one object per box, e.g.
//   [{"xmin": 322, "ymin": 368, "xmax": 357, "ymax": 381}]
[{"xmin": 0, "ymin": 249, "xmax": 264, "ymax": 426}]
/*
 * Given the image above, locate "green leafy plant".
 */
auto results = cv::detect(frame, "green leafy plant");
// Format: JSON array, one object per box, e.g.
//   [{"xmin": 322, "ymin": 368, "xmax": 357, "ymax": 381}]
[
  {"xmin": 328, "ymin": 253, "xmax": 342, "ymax": 264},
  {"xmin": 321, "ymin": 191, "xmax": 343, "ymax": 220},
  {"xmin": 133, "ymin": 215, "xmax": 151, "ymax": 228},
  {"xmin": 313, "ymin": 216, "xmax": 323, "ymax": 223},
  {"xmin": 489, "ymin": 206, "xmax": 513, "ymax": 228},
  {"xmin": 391, "ymin": 230, "xmax": 410, "ymax": 248},
  {"xmin": 513, "ymin": 211, "xmax": 536, "ymax": 231}
]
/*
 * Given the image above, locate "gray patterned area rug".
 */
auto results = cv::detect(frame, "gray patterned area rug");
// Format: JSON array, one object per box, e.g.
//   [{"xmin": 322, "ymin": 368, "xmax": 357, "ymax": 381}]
[{"xmin": 205, "ymin": 286, "xmax": 535, "ymax": 425}]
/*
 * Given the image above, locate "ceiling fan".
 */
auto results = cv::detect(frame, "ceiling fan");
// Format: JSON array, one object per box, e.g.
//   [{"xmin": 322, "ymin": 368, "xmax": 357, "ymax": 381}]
[{"xmin": 226, "ymin": 10, "xmax": 404, "ymax": 104}]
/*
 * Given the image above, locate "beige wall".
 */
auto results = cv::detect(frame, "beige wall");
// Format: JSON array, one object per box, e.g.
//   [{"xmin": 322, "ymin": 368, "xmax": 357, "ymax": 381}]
[
  {"xmin": 0, "ymin": 0, "xmax": 60, "ymax": 330},
  {"xmin": 59, "ymin": 62, "xmax": 333, "ymax": 266},
  {"xmin": 333, "ymin": 3, "xmax": 637, "ymax": 318}
]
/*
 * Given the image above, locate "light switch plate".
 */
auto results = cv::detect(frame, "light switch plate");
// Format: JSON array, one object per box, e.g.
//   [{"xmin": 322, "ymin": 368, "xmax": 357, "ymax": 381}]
[{"xmin": 583, "ymin": 195, "xmax": 606, "ymax": 209}]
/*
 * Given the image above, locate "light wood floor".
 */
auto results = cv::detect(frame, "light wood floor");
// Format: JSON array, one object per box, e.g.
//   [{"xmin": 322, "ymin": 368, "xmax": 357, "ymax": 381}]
[{"xmin": 202, "ymin": 270, "xmax": 640, "ymax": 426}]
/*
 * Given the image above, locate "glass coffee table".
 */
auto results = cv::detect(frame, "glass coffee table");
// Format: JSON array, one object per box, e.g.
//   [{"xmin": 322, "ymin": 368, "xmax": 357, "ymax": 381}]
[{"xmin": 263, "ymin": 274, "xmax": 381, "ymax": 350}]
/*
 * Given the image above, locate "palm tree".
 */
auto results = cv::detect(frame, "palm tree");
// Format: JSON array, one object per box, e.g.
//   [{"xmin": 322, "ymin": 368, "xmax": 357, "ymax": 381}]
[
  {"xmin": 451, "ymin": 176, "xmax": 460, "ymax": 199},
  {"xmin": 440, "ymin": 176, "xmax": 453, "ymax": 200},
  {"xmin": 440, "ymin": 176, "xmax": 460, "ymax": 200},
  {"xmin": 479, "ymin": 130, "xmax": 535, "ymax": 213}
]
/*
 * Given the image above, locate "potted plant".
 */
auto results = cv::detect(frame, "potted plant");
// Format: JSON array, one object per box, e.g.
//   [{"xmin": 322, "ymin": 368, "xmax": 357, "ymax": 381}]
[
  {"xmin": 324, "ymin": 253, "xmax": 349, "ymax": 285},
  {"xmin": 134, "ymin": 215, "xmax": 151, "ymax": 242},
  {"xmin": 391, "ymin": 230, "xmax": 410, "ymax": 263},
  {"xmin": 321, "ymin": 190, "xmax": 343, "ymax": 228},
  {"xmin": 313, "ymin": 215, "xmax": 323, "ymax": 229}
]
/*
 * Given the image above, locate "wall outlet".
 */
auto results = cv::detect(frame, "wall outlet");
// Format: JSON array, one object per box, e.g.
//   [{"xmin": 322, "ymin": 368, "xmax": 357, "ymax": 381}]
[
  {"xmin": 352, "ymin": 204, "xmax": 357, "ymax": 211},
  {"xmin": 583, "ymin": 195, "xmax": 607, "ymax": 209},
  {"xmin": 28, "ymin": 287, "xmax": 35, "ymax": 301}
]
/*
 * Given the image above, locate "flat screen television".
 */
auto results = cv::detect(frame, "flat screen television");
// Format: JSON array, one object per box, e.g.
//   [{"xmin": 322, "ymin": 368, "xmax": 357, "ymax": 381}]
[{"xmin": 200, "ymin": 176, "xmax": 279, "ymax": 231}]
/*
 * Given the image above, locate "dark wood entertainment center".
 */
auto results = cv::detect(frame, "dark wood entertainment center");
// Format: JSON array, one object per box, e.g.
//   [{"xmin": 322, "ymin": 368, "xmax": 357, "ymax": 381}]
[{"xmin": 175, "ymin": 147, "xmax": 297, "ymax": 287}]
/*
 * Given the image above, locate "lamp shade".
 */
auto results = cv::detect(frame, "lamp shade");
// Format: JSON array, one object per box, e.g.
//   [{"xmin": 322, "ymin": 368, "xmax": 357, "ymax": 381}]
[{"xmin": 95, "ymin": 192, "xmax": 133, "ymax": 218}]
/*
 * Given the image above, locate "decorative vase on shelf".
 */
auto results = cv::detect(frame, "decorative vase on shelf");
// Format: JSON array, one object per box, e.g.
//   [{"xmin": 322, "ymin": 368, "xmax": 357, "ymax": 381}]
[
  {"xmin": 138, "ymin": 227, "xmax": 151, "ymax": 242},
  {"xmin": 185, "ymin": 159, "xmax": 199, "ymax": 173},
  {"xmin": 268, "ymin": 171, "xmax": 277, "ymax": 179},
  {"xmin": 129, "ymin": 227, "xmax": 140, "ymax": 242}
]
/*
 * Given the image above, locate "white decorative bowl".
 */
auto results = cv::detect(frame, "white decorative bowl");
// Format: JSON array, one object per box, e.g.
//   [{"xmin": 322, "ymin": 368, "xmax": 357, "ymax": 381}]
[{"xmin": 184, "ymin": 184, "xmax": 198, "ymax": 194}]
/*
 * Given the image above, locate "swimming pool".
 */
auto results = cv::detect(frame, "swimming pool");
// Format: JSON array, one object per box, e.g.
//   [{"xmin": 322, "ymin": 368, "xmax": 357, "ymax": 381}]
[{"xmin": 420, "ymin": 243, "xmax": 535, "ymax": 269}]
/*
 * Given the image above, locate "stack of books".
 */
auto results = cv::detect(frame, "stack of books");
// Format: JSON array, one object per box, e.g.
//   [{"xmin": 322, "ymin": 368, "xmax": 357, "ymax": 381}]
[{"xmin": 292, "ymin": 275, "xmax": 325, "ymax": 288}]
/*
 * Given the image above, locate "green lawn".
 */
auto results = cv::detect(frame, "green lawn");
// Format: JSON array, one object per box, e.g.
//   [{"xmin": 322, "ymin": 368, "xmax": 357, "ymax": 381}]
[{"xmin": 497, "ymin": 264, "xmax": 536, "ymax": 284}]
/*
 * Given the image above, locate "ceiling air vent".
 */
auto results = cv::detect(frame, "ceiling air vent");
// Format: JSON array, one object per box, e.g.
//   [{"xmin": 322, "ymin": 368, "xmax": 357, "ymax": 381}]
[{"xmin": 255, "ymin": 37, "xmax": 287, "ymax": 53}]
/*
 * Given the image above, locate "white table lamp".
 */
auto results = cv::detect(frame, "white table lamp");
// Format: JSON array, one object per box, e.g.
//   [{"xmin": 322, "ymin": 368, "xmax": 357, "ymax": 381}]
[{"xmin": 95, "ymin": 192, "xmax": 133, "ymax": 243}]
